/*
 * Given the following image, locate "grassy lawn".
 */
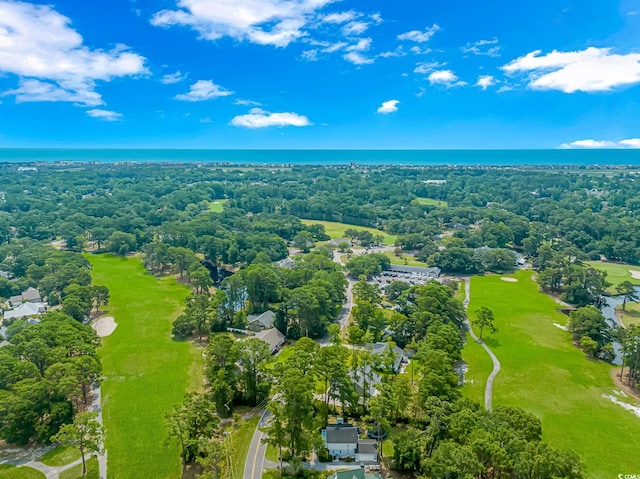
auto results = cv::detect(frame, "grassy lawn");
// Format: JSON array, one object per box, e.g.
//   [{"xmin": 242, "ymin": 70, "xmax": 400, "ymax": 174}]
[
  {"xmin": 460, "ymin": 330, "xmax": 493, "ymax": 403},
  {"xmin": 207, "ymin": 199, "xmax": 228, "ymax": 213},
  {"xmin": 58, "ymin": 457, "xmax": 99, "ymax": 479},
  {"xmin": 381, "ymin": 425, "xmax": 406, "ymax": 458},
  {"xmin": 300, "ymin": 219, "xmax": 397, "ymax": 245},
  {"xmin": 381, "ymin": 251, "xmax": 428, "ymax": 267},
  {"xmin": 0, "ymin": 465, "xmax": 46, "ymax": 479},
  {"xmin": 413, "ymin": 197, "xmax": 448, "ymax": 208},
  {"xmin": 587, "ymin": 260, "xmax": 640, "ymax": 293},
  {"xmin": 87, "ymin": 254, "xmax": 198, "ymax": 479},
  {"xmin": 616, "ymin": 302, "xmax": 640, "ymax": 328},
  {"xmin": 38, "ymin": 445, "xmax": 81, "ymax": 467},
  {"xmin": 229, "ymin": 417, "xmax": 259, "ymax": 479},
  {"xmin": 466, "ymin": 271, "xmax": 640, "ymax": 479}
]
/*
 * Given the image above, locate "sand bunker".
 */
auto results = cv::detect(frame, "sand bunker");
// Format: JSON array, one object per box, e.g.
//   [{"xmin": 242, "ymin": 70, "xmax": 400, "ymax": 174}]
[
  {"xmin": 501, "ymin": 277, "xmax": 518, "ymax": 283},
  {"xmin": 629, "ymin": 270, "xmax": 640, "ymax": 280},
  {"xmin": 92, "ymin": 316, "xmax": 117, "ymax": 337}
]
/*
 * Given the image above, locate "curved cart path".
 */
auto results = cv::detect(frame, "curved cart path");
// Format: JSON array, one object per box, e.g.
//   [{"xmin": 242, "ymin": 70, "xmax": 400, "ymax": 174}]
[{"xmin": 463, "ymin": 277, "xmax": 501, "ymax": 411}]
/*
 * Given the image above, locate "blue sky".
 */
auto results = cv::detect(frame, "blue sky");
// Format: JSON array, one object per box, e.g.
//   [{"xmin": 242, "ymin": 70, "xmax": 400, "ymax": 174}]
[{"xmin": 0, "ymin": 0, "xmax": 639, "ymax": 149}]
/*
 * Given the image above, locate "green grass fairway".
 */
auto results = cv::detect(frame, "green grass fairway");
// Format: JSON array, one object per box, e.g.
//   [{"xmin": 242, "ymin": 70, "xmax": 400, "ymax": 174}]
[
  {"xmin": 616, "ymin": 302, "xmax": 640, "ymax": 328},
  {"xmin": 587, "ymin": 260, "xmax": 640, "ymax": 293},
  {"xmin": 465, "ymin": 271, "xmax": 640, "ymax": 479},
  {"xmin": 381, "ymin": 251, "xmax": 428, "ymax": 267},
  {"xmin": 300, "ymin": 220, "xmax": 397, "ymax": 245},
  {"xmin": 39, "ymin": 445, "xmax": 81, "ymax": 466},
  {"xmin": 58, "ymin": 457, "xmax": 99, "ymax": 479},
  {"xmin": 413, "ymin": 197, "xmax": 448, "ymax": 208},
  {"xmin": 0, "ymin": 466, "xmax": 46, "ymax": 479},
  {"xmin": 87, "ymin": 255, "xmax": 198, "ymax": 479},
  {"xmin": 207, "ymin": 199, "xmax": 228, "ymax": 213}
]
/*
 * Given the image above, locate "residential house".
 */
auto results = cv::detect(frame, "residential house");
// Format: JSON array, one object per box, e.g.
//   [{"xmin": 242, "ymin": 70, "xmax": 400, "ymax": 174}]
[
  {"xmin": 365, "ymin": 342, "xmax": 405, "ymax": 373},
  {"xmin": 247, "ymin": 310, "xmax": 276, "ymax": 332},
  {"xmin": 322, "ymin": 424, "xmax": 379, "ymax": 462},
  {"xmin": 327, "ymin": 470, "xmax": 381, "ymax": 479},
  {"xmin": 4, "ymin": 302, "xmax": 47, "ymax": 321},
  {"xmin": 9, "ymin": 287, "xmax": 42, "ymax": 307},
  {"xmin": 255, "ymin": 328, "xmax": 285, "ymax": 354}
]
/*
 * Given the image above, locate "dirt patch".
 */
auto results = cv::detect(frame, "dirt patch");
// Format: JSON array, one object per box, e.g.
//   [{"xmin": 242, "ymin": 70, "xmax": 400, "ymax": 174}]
[
  {"xmin": 500, "ymin": 277, "xmax": 518, "ymax": 283},
  {"xmin": 630, "ymin": 270, "xmax": 640, "ymax": 280},
  {"xmin": 92, "ymin": 316, "xmax": 117, "ymax": 337}
]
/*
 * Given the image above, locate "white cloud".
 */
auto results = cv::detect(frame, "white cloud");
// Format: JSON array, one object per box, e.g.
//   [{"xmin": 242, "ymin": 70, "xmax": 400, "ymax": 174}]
[
  {"xmin": 4, "ymin": 79, "xmax": 102, "ymax": 105},
  {"xmin": 322, "ymin": 11, "xmax": 357, "ymax": 24},
  {"xmin": 161, "ymin": 71, "xmax": 188, "ymax": 84},
  {"xmin": 174, "ymin": 80, "xmax": 234, "ymax": 101},
  {"xmin": 410, "ymin": 46, "xmax": 432, "ymax": 55},
  {"xmin": 414, "ymin": 61, "xmax": 447, "ymax": 74},
  {"xmin": 231, "ymin": 108, "xmax": 310, "ymax": 128},
  {"xmin": 0, "ymin": 0, "xmax": 147, "ymax": 106},
  {"xmin": 234, "ymin": 99, "xmax": 262, "ymax": 106},
  {"xmin": 620, "ymin": 138, "xmax": 640, "ymax": 148},
  {"xmin": 397, "ymin": 24, "xmax": 441, "ymax": 43},
  {"xmin": 151, "ymin": 0, "xmax": 334, "ymax": 47},
  {"xmin": 560, "ymin": 139, "xmax": 640, "ymax": 149},
  {"xmin": 461, "ymin": 38, "xmax": 501, "ymax": 57},
  {"xmin": 377, "ymin": 47, "xmax": 406, "ymax": 59},
  {"xmin": 343, "ymin": 38, "xmax": 374, "ymax": 64},
  {"xmin": 343, "ymin": 52, "xmax": 374, "ymax": 65},
  {"xmin": 377, "ymin": 99, "xmax": 399, "ymax": 114},
  {"xmin": 86, "ymin": 108, "xmax": 122, "ymax": 121},
  {"xmin": 342, "ymin": 21, "xmax": 369, "ymax": 36},
  {"xmin": 502, "ymin": 47, "xmax": 640, "ymax": 93},
  {"xmin": 323, "ymin": 42, "xmax": 347, "ymax": 53},
  {"xmin": 300, "ymin": 49, "xmax": 319, "ymax": 61},
  {"xmin": 428, "ymin": 70, "xmax": 467, "ymax": 87},
  {"xmin": 346, "ymin": 38, "xmax": 372, "ymax": 52},
  {"xmin": 369, "ymin": 13, "xmax": 383, "ymax": 25},
  {"xmin": 476, "ymin": 75, "xmax": 496, "ymax": 90}
]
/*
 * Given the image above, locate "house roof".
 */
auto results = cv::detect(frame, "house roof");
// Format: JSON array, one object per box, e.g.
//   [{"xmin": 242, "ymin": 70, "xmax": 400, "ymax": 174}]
[
  {"xmin": 9, "ymin": 295, "xmax": 22, "ymax": 305},
  {"xmin": 4, "ymin": 302, "xmax": 46, "ymax": 321},
  {"xmin": 387, "ymin": 264, "xmax": 441, "ymax": 277},
  {"xmin": 357, "ymin": 439, "xmax": 377, "ymax": 454},
  {"xmin": 325, "ymin": 425, "xmax": 358, "ymax": 444},
  {"xmin": 248, "ymin": 310, "xmax": 276, "ymax": 329},
  {"xmin": 365, "ymin": 342, "xmax": 405, "ymax": 371},
  {"xmin": 255, "ymin": 328, "xmax": 285, "ymax": 352},
  {"xmin": 22, "ymin": 287, "xmax": 41, "ymax": 301},
  {"xmin": 327, "ymin": 470, "xmax": 381, "ymax": 479},
  {"xmin": 351, "ymin": 365, "xmax": 381, "ymax": 397}
]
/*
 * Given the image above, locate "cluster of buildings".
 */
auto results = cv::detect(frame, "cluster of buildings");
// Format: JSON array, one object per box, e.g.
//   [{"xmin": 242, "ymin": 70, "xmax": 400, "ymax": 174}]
[
  {"xmin": 3, "ymin": 287, "xmax": 46, "ymax": 323},
  {"xmin": 1, "ymin": 287, "xmax": 47, "ymax": 348}
]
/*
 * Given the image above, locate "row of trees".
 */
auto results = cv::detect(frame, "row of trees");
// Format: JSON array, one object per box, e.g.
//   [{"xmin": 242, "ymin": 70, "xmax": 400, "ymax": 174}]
[{"xmin": 0, "ymin": 312, "xmax": 102, "ymax": 444}]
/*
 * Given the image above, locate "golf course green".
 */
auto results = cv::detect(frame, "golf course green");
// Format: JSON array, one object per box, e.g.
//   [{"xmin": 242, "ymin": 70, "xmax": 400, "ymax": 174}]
[
  {"xmin": 87, "ymin": 255, "xmax": 200, "ymax": 479},
  {"xmin": 464, "ymin": 271, "xmax": 640, "ymax": 479},
  {"xmin": 300, "ymin": 219, "xmax": 396, "ymax": 245},
  {"xmin": 587, "ymin": 260, "xmax": 640, "ymax": 293}
]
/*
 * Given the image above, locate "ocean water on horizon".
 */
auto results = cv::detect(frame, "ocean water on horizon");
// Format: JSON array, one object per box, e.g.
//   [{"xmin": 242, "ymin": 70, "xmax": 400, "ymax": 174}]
[{"xmin": 1, "ymin": 148, "xmax": 640, "ymax": 165}]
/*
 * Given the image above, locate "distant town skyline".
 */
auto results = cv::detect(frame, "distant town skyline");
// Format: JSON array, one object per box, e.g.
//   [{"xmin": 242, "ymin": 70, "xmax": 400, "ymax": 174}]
[{"xmin": 0, "ymin": 0, "xmax": 639, "ymax": 149}]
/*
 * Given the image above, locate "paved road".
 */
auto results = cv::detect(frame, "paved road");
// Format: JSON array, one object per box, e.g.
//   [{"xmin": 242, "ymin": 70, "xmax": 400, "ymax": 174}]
[
  {"xmin": 463, "ymin": 277, "xmax": 501, "ymax": 411},
  {"xmin": 88, "ymin": 383, "xmax": 108, "ymax": 479},
  {"xmin": 319, "ymin": 251, "xmax": 355, "ymax": 346},
  {"xmin": 243, "ymin": 410, "xmax": 270, "ymax": 479}
]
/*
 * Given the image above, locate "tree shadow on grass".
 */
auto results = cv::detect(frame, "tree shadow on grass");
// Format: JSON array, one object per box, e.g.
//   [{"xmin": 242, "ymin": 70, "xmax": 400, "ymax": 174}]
[{"xmin": 483, "ymin": 336, "xmax": 501, "ymax": 349}]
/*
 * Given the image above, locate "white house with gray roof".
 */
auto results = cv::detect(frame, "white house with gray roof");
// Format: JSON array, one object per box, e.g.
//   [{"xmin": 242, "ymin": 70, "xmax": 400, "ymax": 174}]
[{"xmin": 322, "ymin": 424, "xmax": 379, "ymax": 462}]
